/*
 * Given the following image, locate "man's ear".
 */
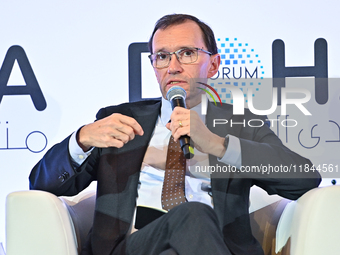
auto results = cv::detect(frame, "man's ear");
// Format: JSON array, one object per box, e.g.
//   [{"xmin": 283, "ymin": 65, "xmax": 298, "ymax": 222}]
[{"xmin": 207, "ymin": 54, "xmax": 220, "ymax": 78}]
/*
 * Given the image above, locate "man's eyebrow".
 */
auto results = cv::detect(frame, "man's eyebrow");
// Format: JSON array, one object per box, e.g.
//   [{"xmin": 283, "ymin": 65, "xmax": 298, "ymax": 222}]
[
  {"xmin": 153, "ymin": 47, "xmax": 167, "ymax": 53},
  {"xmin": 154, "ymin": 46, "xmax": 196, "ymax": 53}
]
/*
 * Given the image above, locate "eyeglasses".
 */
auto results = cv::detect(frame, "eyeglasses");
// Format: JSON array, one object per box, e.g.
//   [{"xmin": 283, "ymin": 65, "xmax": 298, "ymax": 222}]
[{"xmin": 148, "ymin": 47, "xmax": 212, "ymax": 69}]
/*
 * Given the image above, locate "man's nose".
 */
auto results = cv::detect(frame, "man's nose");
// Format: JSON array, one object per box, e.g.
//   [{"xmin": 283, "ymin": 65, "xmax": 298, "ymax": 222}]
[{"xmin": 167, "ymin": 54, "xmax": 183, "ymax": 74}]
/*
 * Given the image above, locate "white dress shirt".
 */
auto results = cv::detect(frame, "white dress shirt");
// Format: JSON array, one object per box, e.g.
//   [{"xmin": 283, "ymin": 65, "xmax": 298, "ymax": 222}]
[{"xmin": 69, "ymin": 97, "xmax": 242, "ymax": 210}]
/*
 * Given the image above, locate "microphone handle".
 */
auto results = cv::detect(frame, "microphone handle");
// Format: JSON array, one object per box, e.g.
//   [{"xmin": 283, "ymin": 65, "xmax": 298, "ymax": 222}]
[
  {"xmin": 170, "ymin": 97, "xmax": 194, "ymax": 159},
  {"xmin": 170, "ymin": 97, "xmax": 186, "ymax": 108},
  {"xmin": 180, "ymin": 136, "xmax": 194, "ymax": 159}
]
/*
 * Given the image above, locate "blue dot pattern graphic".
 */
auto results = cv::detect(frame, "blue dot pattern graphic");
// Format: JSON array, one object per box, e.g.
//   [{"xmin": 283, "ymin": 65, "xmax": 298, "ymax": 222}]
[{"xmin": 209, "ymin": 38, "xmax": 265, "ymax": 104}]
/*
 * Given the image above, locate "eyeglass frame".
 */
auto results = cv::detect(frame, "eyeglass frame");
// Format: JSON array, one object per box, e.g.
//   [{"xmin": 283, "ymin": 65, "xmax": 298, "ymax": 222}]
[{"xmin": 148, "ymin": 47, "xmax": 213, "ymax": 69}]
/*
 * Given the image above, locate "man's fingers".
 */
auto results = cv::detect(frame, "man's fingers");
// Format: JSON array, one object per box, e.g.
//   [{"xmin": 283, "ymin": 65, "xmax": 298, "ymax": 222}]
[
  {"xmin": 78, "ymin": 113, "xmax": 144, "ymax": 150},
  {"xmin": 115, "ymin": 127, "xmax": 140, "ymax": 145},
  {"xmin": 104, "ymin": 114, "xmax": 145, "ymax": 146},
  {"xmin": 172, "ymin": 106, "xmax": 188, "ymax": 115},
  {"xmin": 100, "ymin": 135, "xmax": 125, "ymax": 149},
  {"xmin": 118, "ymin": 114, "xmax": 144, "ymax": 136},
  {"xmin": 167, "ymin": 108, "xmax": 191, "ymax": 141},
  {"xmin": 113, "ymin": 124, "xmax": 136, "ymax": 142},
  {"xmin": 109, "ymin": 113, "xmax": 144, "ymax": 139},
  {"xmin": 172, "ymin": 127, "xmax": 190, "ymax": 142}
]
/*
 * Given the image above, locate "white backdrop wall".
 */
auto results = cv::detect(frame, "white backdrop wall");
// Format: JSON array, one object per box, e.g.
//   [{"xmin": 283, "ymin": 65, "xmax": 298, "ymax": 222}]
[{"xmin": 1, "ymin": 0, "xmax": 339, "ymax": 248}]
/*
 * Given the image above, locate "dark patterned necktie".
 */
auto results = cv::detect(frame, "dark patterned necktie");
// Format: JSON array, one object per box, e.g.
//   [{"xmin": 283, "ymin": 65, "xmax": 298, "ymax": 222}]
[{"xmin": 161, "ymin": 135, "xmax": 186, "ymax": 211}]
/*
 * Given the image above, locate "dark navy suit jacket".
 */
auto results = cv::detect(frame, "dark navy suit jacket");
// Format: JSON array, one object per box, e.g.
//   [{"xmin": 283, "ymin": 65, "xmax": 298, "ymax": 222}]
[{"xmin": 30, "ymin": 99, "xmax": 321, "ymax": 255}]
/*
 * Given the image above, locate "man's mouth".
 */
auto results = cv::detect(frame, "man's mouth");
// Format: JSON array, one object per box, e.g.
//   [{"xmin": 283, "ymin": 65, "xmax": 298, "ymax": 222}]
[{"xmin": 167, "ymin": 80, "xmax": 186, "ymax": 86}]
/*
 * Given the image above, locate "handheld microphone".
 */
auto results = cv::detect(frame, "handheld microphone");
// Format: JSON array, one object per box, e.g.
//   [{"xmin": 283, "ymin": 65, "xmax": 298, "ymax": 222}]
[{"xmin": 166, "ymin": 86, "xmax": 194, "ymax": 159}]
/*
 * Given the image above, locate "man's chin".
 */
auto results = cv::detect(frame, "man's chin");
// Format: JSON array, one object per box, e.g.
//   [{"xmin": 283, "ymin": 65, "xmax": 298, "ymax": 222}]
[{"xmin": 185, "ymin": 95, "xmax": 203, "ymax": 109}]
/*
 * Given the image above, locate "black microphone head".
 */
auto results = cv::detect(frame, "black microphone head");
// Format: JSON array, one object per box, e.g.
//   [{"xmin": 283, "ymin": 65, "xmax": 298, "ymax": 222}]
[{"xmin": 166, "ymin": 86, "xmax": 186, "ymax": 101}]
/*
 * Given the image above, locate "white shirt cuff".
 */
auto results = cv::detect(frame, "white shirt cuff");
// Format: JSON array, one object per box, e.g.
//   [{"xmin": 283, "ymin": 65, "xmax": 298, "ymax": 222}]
[
  {"xmin": 217, "ymin": 135, "xmax": 242, "ymax": 169},
  {"xmin": 68, "ymin": 130, "xmax": 93, "ymax": 166}
]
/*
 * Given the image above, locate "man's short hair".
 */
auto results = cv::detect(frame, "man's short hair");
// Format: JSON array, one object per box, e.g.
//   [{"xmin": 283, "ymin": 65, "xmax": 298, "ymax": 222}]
[{"xmin": 148, "ymin": 14, "xmax": 218, "ymax": 55}]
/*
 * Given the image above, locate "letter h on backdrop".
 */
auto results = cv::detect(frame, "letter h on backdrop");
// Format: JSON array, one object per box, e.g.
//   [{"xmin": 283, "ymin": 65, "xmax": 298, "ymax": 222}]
[{"xmin": 272, "ymin": 38, "xmax": 328, "ymax": 105}]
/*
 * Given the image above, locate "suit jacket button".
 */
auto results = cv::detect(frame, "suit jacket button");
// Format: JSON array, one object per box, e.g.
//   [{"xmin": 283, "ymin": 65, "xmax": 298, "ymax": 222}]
[
  {"xmin": 58, "ymin": 172, "xmax": 69, "ymax": 183},
  {"xmin": 58, "ymin": 175, "xmax": 65, "ymax": 183}
]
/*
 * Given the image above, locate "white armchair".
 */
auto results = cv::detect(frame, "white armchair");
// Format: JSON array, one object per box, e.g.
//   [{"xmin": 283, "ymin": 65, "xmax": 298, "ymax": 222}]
[
  {"xmin": 6, "ymin": 190, "xmax": 95, "ymax": 255},
  {"xmin": 275, "ymin": 185, "xmax": 340, "ymax": 255},
  {"xmin": 5, "ymin": 186, "xmax": 340, "ymax": 255}
]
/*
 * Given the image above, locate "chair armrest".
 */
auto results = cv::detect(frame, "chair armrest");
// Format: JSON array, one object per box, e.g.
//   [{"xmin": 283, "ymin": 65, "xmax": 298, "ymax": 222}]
[
  {"xmin": 276, "ymin": 185, "xmax": 340, "ymax": 255},
  {"xmin": 6, "ymin": 190, "xmax": 78, "ymax": 255}
]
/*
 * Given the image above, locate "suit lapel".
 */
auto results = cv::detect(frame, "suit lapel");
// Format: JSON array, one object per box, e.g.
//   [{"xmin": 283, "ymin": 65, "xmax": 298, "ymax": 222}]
[
  {"xmin": 91, "ymin": 100, "xmax": 161, "ymax": 255},
  {"xmin": 130, "ymin": 102, "xmax": 161, "ymax": 147}
]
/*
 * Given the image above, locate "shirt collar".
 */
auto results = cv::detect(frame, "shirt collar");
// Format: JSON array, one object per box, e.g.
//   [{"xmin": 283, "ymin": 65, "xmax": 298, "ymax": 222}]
[
  {"xmin": 160, "ymin": 96, "xmax": 207, "ymax": 126},
  {"xmin": 160, "ymin": 97, "xmax": 172, "ymax": 126}
]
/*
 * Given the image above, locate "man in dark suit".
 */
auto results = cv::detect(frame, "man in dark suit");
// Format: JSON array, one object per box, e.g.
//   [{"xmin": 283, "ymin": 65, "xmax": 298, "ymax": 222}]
[{"xmin": 29, "ymin": 14, "xmax": 321, "ymax": 255}]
